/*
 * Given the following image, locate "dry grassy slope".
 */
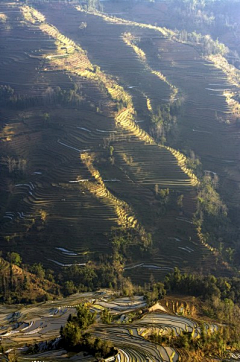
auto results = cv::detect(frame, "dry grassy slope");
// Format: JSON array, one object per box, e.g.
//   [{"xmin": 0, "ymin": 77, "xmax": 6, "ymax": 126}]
[{"xmin": 0, "ymin": 257, "xmax": 59, "ymax": 300}]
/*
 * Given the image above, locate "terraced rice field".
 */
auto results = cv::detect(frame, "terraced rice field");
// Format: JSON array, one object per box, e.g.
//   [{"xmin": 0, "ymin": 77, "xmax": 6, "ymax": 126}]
[
  {"xmin": 101, "ymin": 1, "xmax": 240, "ymax": 206},
  {"xmin": 40, "ymin": 5, "xmax": 173, "ymax": 116},
  {"xmin": 0, "ymin": 290, "xmax": 219, "ymax": 361},
  {"xmin": 0, "ymin": 292, "xmax": 97, "ymax": 349},
  {"xmin": 0, "ymin": 1, "xmax": 232, "ymax": 280},
  {"xmin": 36, "ymin": 4, "xmax": 223, "ymax": 273},
  {"xmin": 0, "ymin": 4, "xmax": 122, "ymax": 268}
]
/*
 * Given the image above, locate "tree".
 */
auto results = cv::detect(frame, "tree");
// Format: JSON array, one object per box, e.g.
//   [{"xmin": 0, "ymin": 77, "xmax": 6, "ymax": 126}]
[
  {"xmin": 43, "ymin": 112, "xmax": 50, "ymax": 127},
  {"xmin": 39, "ymin": 209, "xmax": 47, "ymax": 222},
  {"xmin": 101, "ymin": 308, "xmax": 112, "ymax": 324},
  {"xmin": 177, "ymin": 194, "xmax": 184, "ymax": 208},
  {"xmin": 61, "ymin": 304, "xmax": 97, "ymax": 351},
  {"xmin": 79, "ymin": 22, "xmax": 87, "ymax": 30},
  {"xmin": 77, "ymin": 303, "xmax": 96, "ymax": 329},
  {"xmin": 85, "ymin": 0, "xmax": 102, "ymax": 11},
  {"xmin": 61, "ymin": 321, "xmax": 82, "ymax": 348},
  {"xmin": 159, "ymin": 188, "xmax": 170, "ymax": 205},
  {"xmin": 30, "ymin": 263, "xmax": 45, "ymax": 279},
  {"xmin": 7, "ymin": 252, "xmax": 21, "ymax": 266},
  {"xmin": 22, "ymin": 275, "xmax": 30, "ymax": 291},
  {"xmin": 122, "ymin": 278, "xmax": 134, "ymax": 296},
  {"xmin": 109, "ymin": 145, "xmax": 114, "ymax": 157},
  {"xmin": 63, "ymin": 280, "xmax": 76, "ymax": 296}
]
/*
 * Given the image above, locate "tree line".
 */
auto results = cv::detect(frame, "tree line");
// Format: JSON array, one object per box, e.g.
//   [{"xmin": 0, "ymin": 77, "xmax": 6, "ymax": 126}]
[{"xmin": 0, "ymin": 84, "xmax": 85, "ymax": 110}]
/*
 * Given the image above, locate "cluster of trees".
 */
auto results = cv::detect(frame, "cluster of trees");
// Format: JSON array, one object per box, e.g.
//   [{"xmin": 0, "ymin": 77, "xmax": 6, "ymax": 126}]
[
  {"xmin": 177, "ymin": 30, "xmax": 228, "ymax": 56},
  {"xmin": 2, "ymin": 156, "xmax": 27, "ymax": 175},
  {"xmin": 100, "ymin": 308, "xmax": 112, "ymax": 324},
  {"xmin": 144, "ymin": 281, "xmax": 166, "ymax": 306},
  {"xmin": 61, "ymin": 254, "xmax": 141, "ymax": 297},
  {"xmin": 197, "ymin": 175, "xmax": 227, "ymax": 219},
  {"xmin": 7, "ymin": 252, "xmax": 22, "ymax": 266},
  {"xmin": 154, "ymin": 187, "xmax": 172, "ymax": 215},
  {"xmin": 0, "ymin": 84, "xmax": 84, "ymax": 110},
  {"xmin": 62, "ymin": 254, "xmax": 134, "ymax": 296},
  {"xmin": 43, "ymin": 85, "xmax": 84, "ymax": 107},
  {"xmin": 60, "ymin": 304, "xmax": 115, "ymax": 359},
  {"xmin": 84, "ymin": 0, "xmax": 102, "ymax": 12},
  {"xmin": 169, "ymin": 0, "xmax": 240, "ymax": 69},
  {"xmin": 185, "ymin": 150, "xmax": 202, "ymax": 177},
  {"xmin": 110, "ymin": 227, "xmax": 152, "ymax": 262},
  {"xmin": 170, "ymin": 0, "xmax": 216, "ymax": 28},
  {"xmin": 169, "ymin": 0, "xmax": 233, "ymax": 31},
  {"xmin": 193, "ymin": 174, "xmax": 239, "ymax": 265},
  {"xmin": 171, "ymin": 0, "xmax": 211, "ymax": 11},
  {"xmin": 184, "ymin": 152, "xmax": 239, "ymax": 267},
  {"xmin": 0, "ymin": 85, "xmax": 14, "ymax": 103},
  {"xmin": 149, "ymin": 103, "xmax": 180, "ymax": 144},
  {"xmin": 62, "ymin": 304, "xmax": 96, "ymax": 347},
  {"xmin": 165, "ymin": 267, "xmax": 240, "ymax": 304},
  {"xmin": 62, "ymin": 264, "xmax": 99, "ymax": 294}
]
